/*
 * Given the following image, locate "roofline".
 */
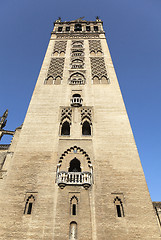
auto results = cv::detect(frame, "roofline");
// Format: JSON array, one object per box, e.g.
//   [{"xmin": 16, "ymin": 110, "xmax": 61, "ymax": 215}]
[{"xmin": 54, "ymin": 20, "xmax": 103, "ymax": 26}]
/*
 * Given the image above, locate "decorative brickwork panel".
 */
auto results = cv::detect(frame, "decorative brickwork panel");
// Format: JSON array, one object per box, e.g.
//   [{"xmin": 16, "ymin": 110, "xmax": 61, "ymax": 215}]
[
  {"xmin": 47, "ymin": 58, "xmax": 65, "ymax": 79},
  {"xmin": 90, "ymin": 57, "xmax": 109, "ymax": 82},
  {"xmin": 60, "ymin": 108, "xmax": 72, "ymax": 125},
  {"xmin": 53, "ymin": 41, "xmax": 67, "ymax": 54},
  {"xmin": 89, "ymin": 40, "xmax": 102, "ymax": 53},
  {"xmin": 81, "ymin": 108, "xmax": 92, "ymax": 124}
]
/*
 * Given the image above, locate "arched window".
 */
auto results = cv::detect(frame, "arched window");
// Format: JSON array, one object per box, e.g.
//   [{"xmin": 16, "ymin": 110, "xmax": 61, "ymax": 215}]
[
  {"xmin": 69, "ymin": 158, "xmax": 81, "ymax": 172},
  {"xmin": 114, "ymin": 197, "xmax": 124, "ymax": 217},
  {"xmin": 24, "ymin": 195, "xmax": 35, "ymax": 215},
  {"xmin": 74, "ymin": 23, "xmax": 82, "ymax": 31},
  {"xmin": 69, "ymin": 221, "xmax": 77, "ymax": 239},
  {"xmin": 69, "ymin": 72, "xmax": 85, "ymax": 85},
  {"xmin": 61, "ymin": 121, "xmax": 70, "ymax": 135},
  {"xmin": 82, "ymin": 121, "xmax": 91, "ymax": 135},
  {"xmin": 70, "ymin": 196, "xmax": 78, "ymax": 216}
]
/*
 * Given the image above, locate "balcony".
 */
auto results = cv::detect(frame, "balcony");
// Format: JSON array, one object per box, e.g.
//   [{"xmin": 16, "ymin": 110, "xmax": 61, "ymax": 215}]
[
  {"xmin": 57, "ymin": 171, "xmax": 92, "ymax": 189},
  {"xmin": 71, "ymin": 64, "xmax": 84, "ymax": 69},
  {"xmin": 69, "ymin": 79, "xmax": 85, "ymax": 85},
  {"xmin": 71, "ymin": 96, "xmax": 83, "ymax": 107}
]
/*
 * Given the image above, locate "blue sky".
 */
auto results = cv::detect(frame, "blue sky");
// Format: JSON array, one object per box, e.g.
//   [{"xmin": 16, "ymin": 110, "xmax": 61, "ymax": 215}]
[{"xmin": 0, "ymin": 0, "xmax": 161, "ymax": 201}]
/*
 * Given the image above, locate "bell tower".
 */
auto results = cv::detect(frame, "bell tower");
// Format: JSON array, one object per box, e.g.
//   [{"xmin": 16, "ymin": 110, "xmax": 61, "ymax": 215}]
[{"xmin": 0, "ymin": 17, "xmax": 160, "ymax": 240}]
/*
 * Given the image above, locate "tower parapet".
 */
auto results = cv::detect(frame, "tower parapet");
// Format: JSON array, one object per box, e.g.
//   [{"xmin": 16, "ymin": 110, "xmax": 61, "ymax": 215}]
[{"xmin": 52, "ymin": 17, "xmax": 104, "ymax": 35}]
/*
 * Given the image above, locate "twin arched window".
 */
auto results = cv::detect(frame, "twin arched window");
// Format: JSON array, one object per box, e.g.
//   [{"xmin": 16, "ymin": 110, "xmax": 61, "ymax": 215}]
[{"xmin": 61, "ymin": 120, "xmax": 91, "ymax": 136}]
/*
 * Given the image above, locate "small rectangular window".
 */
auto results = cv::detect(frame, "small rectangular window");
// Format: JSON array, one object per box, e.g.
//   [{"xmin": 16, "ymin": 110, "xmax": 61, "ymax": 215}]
[
  {"xmin": 58, "ymin": 27, "xmax": 63, "ymax": 32},
  {"xmin": 116, "ymin": 205, "xmax": 122, "ymax": 217},
  {"xmin": 72, "ymin": 204, "xmax": 76, "ymax": 215},
  {"xmin": 94, "ymin": 26, "xmax": 98, "ymax": 31},
  {"xmin": 27, "ymin": 203, "xmax": 33, "ymax": 214},
  {"xmin": 66, "ymin": 26, "xmax": 70, "ymax": 31},
  {"xmin": 86, "ymin": 26, "xmax": 90, "ymax": 31}
]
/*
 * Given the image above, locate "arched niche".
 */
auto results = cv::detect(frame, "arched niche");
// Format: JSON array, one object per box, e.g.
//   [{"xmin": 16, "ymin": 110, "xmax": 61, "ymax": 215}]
[
  {"xmin": 61, "ymin": 121, "xmax": 70, "ymax": 136},
  {"xmin": 93, "ymin": 76, "xmax": 100, "ymax": 84},
  {"xmin": 72, "ymin": 41, "xmax": 83, "ymax": 48},
  {"xmin": 69, "ymin": 221, "xmax": 77, "ymax": 239},
  {"xmin": 82, "ymin": 120, "xmax": 91, "ymax": 136},
  {"xmin": 69, "ymin": 72, "xmax": 85, "ymax": 85},
  {"xmin": 60, "ymin": 51, "xmax": 65, "ymax": 56},
  {"xmin": 69, "ymin": 158, "xmax": 81, "ymax": 172},
  {"xmin": 90, "ymin": 51, "xmax": 96, "ymax": 56},
  {"xmin": 55, "ymin": 76, "xmax": 61, "ymax": 85},
  {"xmin": 101, "ymin": 76, "xmax": 108, "ymax": 84},
  {"xmin": 58, "ymin": 146, "xmax": 92, "ymax": 173},
  {"xmin": 53, "ymin": 51, "xmax": 59, "ymax": 56},
  {"xmin": 71, "ymin": 59, "xmax": 84, "ymax": 69},
  {"xmin": 45, "ymin": 76, "xmax": 53, "ymax": 85}
]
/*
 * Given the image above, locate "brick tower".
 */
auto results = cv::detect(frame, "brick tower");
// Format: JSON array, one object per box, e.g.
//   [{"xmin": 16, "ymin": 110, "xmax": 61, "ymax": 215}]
[{"xmin": 0, "ymin": 18, "xmax": 160, "ymax": 240}]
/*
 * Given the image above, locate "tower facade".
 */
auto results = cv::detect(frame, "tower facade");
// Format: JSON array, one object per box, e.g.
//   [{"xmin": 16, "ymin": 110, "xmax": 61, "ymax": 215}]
[{"xmin": 0, "ymin": 18, "xmax": 160, "ymax": 239}]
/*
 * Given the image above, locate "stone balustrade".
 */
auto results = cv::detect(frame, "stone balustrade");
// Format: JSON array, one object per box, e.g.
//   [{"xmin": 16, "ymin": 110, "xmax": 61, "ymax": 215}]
[
  {"xmin": 57, "ymin": 171, "xmax": 92, "ymax": 189},
  {"xmin": 69, "ymin": 79, "xmax": 85, "ymax": 85}
]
